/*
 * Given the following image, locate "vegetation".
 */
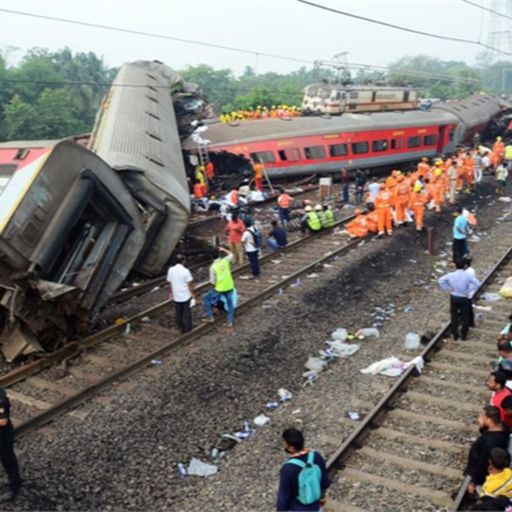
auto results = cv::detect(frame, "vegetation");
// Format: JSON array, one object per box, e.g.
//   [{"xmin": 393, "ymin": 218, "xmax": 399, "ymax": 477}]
[{"xmin": 0, "ymin": 47, "xmax": 511, "ymax": 141}]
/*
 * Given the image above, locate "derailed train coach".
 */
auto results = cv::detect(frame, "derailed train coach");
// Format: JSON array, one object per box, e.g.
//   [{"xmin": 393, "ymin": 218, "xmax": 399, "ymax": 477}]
[
  {"xmin": 0, "ymin": 60, "xmax": 192, "ymax": 360},
  {"xmin": 89, "ymin": 60, "xmax": 191, "ymax": 276},
  {"xmin": 190, "ymin": 94, "xmax": 510, "ymax": 179}
]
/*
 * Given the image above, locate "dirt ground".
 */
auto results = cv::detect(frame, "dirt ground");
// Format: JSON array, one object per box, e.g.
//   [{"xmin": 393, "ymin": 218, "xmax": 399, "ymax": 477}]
[{"xmin": 6, "ymin": 178, "xmax": 512, "ymax": 511}]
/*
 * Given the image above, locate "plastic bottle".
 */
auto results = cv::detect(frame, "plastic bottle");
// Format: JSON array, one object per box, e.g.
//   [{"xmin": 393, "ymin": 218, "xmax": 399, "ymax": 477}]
[{"xmin": 178, "ymin": 463, "xmax": 188, "ymax": 476}]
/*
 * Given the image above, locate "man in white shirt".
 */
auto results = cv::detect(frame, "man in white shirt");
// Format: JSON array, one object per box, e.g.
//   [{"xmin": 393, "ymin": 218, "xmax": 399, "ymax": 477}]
[
  {"xmin": 367, "ymin": 178, "xmax": 380, "ymax": 206},
  {"xmin": 167, "ymin": 254, "xmax": 195, "ymax": 333},
  {"xmin": 241, "ymin": 222, "xmax": 261, "ymax": 278}
]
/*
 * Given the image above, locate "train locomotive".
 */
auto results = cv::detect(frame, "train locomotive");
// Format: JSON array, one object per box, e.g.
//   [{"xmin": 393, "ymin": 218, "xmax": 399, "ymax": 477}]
[
  {"xmin": 188, "ymin": 94, "xmax": 510, "ymax": 179},
  {"xmin": 0, "ymin": 60, "xmax": 194, "ymax": 360}
]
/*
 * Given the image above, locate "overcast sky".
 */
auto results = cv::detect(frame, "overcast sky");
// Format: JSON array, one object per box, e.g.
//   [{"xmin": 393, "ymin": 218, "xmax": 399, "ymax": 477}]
[{"xmin": 0, "ymin": 0, "xmax": 505, "ymax": 75}]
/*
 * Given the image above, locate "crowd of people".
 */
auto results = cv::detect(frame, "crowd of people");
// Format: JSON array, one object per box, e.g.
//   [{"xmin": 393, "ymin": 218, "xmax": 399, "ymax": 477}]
[{"xmin": 218, "ymin": 105, "xmax": 302, "ymax": 123}]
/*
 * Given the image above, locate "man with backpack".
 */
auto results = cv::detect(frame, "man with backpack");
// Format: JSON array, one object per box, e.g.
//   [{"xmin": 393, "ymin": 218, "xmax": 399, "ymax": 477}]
[
  {"xmin": 277, "ymin": 428, "xmax": 330, "ymax": 511},
  {"xmin": 241, "ymin": 221, "xmax": 261, "ymax": 278}
]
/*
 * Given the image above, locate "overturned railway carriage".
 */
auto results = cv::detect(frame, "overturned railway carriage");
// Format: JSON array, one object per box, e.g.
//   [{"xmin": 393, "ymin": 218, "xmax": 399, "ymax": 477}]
[
  {"xmin": 89, "ymin": 61, "xmax": 191, "ymax": 276},
  {"xmin": 0, "ymin": 141, "xmax": 145, "ymax": 360},
  {"xmin": 195, "ymin": 94, "xmax": 508, "ymax": 178}
]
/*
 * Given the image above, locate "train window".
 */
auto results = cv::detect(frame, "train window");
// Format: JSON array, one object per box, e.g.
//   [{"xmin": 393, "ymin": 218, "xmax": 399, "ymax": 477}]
[
  {"xmin": 329, "ymin": 143, "xmax": 348, "ymax": 157},
  {"xmin": 304, "ymin": 146, "xmax": 326, "ymax": 160},
  {"xmin": 351, "ymin": 142, "xmax": 369, "ymax": 154},
  {"xmin": 423, "ymin": 135, "xmax": 437, "ymax": 146},
  {"xmin": 250, "ymin": 151, "xmax": 276, "ymax": 164},
  {"xmin": 278, "ymin": 148, "xmax": 302, "ymax": 161},
  {"xmin": 372, "ymin": 140, "xmax": 388, "ymax": 152},
  {"xmin": 407, "ymin": 136, "xmax": 421, "ymax": 148},
  {"xmin": 350, "ymin": 92, "xmax": 358, "ymax": 99},
  {"xmin": 14, "ymin": 148, "xmax": 29, "ymax": 160}
]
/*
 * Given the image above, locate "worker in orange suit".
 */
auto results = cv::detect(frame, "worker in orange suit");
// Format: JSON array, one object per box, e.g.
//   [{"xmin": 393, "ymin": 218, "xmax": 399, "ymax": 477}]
[
  {"xmin": 385, "ymin": 170, "xmax": 398, "ymax": 190},
  {"xmin": 374, "ymin": 183, "xmax": 393, "ymax": 237},
  {"xmin": 409, "ymin": 183, "xmax": 427, "ymax": 231},
  {"xmin": 205, "ymin": 161, "xmax": 215, "ymax": 190},
  {"xmin": 464, "ymin": 152, "xmax": 475, "ymax": 191},
  {"xmin": 394, "ymin": 173, "xmax": 411, "ymax": 226},
  {"xmin": 347, "ymin": 209, "xmax": 369, "ymax": 238},
  {"xmin": 366, "ymin": 208, "xmax": 379, "ymax": 233},
  {"xmin": 431, "ymin": 165, "xmax": 445, "ymax": 213},
  {"xmin": 253, "ymin": 161, "xmax": 264, "ymax": 192},
  {"xmin": 493, "ymin": 136, "xmax": 505, "ymax": 167},
  {"xmin": 417, "ymin": 157, "xmax": 430, "ymax": 177}
]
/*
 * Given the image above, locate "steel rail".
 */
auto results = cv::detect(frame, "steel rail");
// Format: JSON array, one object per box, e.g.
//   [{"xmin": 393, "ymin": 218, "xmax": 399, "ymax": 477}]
[
  {"xmin": 13, "ymin": 236, "xmax": 361, "ymax": 437},
  {"xmin": 5, "ymin": 211, "xmax": 358, "ymax": 436},
  {"xmin": 325, "ymin": 244, "xmax": 512, "ymax": 511}
]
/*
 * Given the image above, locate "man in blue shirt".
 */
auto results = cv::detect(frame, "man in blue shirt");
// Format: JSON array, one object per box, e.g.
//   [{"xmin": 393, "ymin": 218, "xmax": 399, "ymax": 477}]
[
  {"xmin": 277, "ymin": 429, "xmax": 330, "ymax": 511},
  {"xmin": 439, "ymin": 259, "xmax": 481, "ymax": 340},
  {"xmin": 453, "ymin": 206, "xmax": 469, "ymax": 264},
  {"xmin": 267, "ymin": 220, "xmax": 288, "ymax": 251}
]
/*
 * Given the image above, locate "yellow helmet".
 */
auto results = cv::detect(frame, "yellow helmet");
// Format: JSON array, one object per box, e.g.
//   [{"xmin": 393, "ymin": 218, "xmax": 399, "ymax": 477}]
[
  {"xmin": 434, "ymin": 160, "xmax": 442, "ymax": 166},
  {"xmin": 198, "ymin": 165, "xmax": 205, "ymax": 171},
  {"xmin": 497, "ymin": 136, "xmax": 502, "ymax": 142},
  {"xmin": 414, "ymin": 184, "xmax": 422, "ymax": 192},
  {"xmin": 435, "ymin": 168, "xmax": 442, "ymax": 176}
]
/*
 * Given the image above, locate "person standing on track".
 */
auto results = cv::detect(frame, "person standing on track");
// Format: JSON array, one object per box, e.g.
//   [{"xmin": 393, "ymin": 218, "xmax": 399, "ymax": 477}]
[
  {"xmin": 0, "ymin": 386, "xmax": 21, "ymax": 503},
  {"xmin": 276, "ymin": 428, "xmax": 330, "ymax": 512},
  {"xmin": 452, "ymin": 206, "xmax": 469, "ymax": 263},
  {"xmin": 277, "ymin": 188, "xmax": 293, "ymax": 227},
  {"xmin": 340, "ymin": 168, "xmax": 350, "ymax": 204},
  {"xmin": 226, "ymin": 211, "xmax": 245, "ymax": 266},
  {"xmin": 374, "ymin": 182, "xmax": 393, "ymax": 237},
  {"xmin": 166, "ymin": 255, "xmax": 195, "ymax": 334},
  {"xmin": 241, "ymin": 221, "xmax": 261, "ymax": 278},
  {"xmin": 366, "ymin": 176, "xmax": 380, "ymax": 207},
  {"xmin": 203, "ymin": 247, "xmax": 236, "ymax": 328},
  {"xmin": 354, "ymin": 169, "xmax": 366, "ymax": 204},
  {"xmin": 438, "ymin": 258, "xmax": 481, "ymax": 341},
  {"xmin": 409, "ymin": 184, "xmax": 427, "ymax": 231},
  {"xmin": 496, "ymin": 162, "xmax": 508, "ymax": 195}
]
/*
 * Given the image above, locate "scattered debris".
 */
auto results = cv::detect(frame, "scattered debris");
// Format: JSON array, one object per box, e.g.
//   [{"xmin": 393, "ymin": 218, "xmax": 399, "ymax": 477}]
[
  {"xmin": 347, "ymin": 411, "xmax": 360, "ymax": 421},
  {"xmin": 150, "ymin": 359, "xmax": 163, "ymax": 367},
  {"xmin": 404, "ymin": 332, "xmax": 420, "ymax": 350},
  {"xmin": 355, "ymin": 327, "xmax": 380, "ymax": 339},
  {"xmin": 481, "ymin": 292, "xmax": 502, "ymax": 302},
  {"xmin": 499, "ymin": 277, "xmax": 512, "ymax": 298},
  {"xmin": 361, "ymin": 356, "xmax": 424, "ymax": 377},
  {"xmin": 278, "ymin": 388, "xmax": 292, "ymax": 402},
  {"xmin": 265, "ymin": 401, "xmax": 279, "ymax": 410},
  {"xmin": 253, "ymin": 414, "xmax": 270, "ymax": 427},
  {"xmin": 141, "ymin": 316, "xmax": 151, "ymax": 323},
  {"xmin": 332, "ymin": 328, "xmax": 348, "ymax": 342},
  {"xmin": 187, "ymin": 458, "xmax": 218, "ymax": 477}
]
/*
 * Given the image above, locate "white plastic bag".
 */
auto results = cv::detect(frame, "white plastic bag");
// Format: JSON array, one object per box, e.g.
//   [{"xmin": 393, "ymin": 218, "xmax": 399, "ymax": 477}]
[
  {"xmin": 305, "ymin": 357, "xmax": 327, "ymax": 373},
  {"xmin": 356, "ymin": 327, "xmax": 380, "ymax": 339},
  {"xmin": 187, "ymin": 458, "xmax": 218, "ymax": 477},
  {"xmin": 327, "ymin": 340, "xmax": 360, "ymax": 357},
  {"xmin": 331, "ymin": 328, "xmax": 348, "ymax": 342},
  {"xmin": 499, "ymin": 278, "xmax": 512, "ymax": 298},
  {"xmin": 404, "ymin": 332, "xmax": 420, "ymax": 350}
]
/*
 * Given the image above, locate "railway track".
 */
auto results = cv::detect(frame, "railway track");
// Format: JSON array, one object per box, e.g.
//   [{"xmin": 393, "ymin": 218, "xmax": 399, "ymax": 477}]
[
  {"xmin": 323, "ymin": 244, "xmax": 512, "ymax": 512},
  {"xmin": 3, "ymin": 211, "xmax": 361, "ymax": 437},
  {"xmin": 109, "ymin": 184, "xmax": 322, "ymax": 304}
]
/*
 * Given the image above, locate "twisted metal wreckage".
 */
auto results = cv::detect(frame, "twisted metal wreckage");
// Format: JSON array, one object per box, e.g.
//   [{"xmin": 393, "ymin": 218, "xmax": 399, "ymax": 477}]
[{"xmin": 0, "ymin": 60, "xmax": 208, "ymax": 361}]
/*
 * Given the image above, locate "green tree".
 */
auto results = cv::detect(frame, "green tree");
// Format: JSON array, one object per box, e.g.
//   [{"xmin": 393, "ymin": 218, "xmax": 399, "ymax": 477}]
[{"xmin": 4, "ymin": 94, "xmax": 38, "ymax": 140}]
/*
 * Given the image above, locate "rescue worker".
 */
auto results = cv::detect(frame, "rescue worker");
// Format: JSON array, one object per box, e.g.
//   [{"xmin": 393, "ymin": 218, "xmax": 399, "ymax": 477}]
[
  {"xmin": 253, "ymin": 160, "xmax": 264, "ymax": 192},
  {"xmin": 365, "ymin": 206, "xmax": 379, "ymax": 233},
  {"xmin": 277, "ymin": 188, "xmax": 293, "ymax": 227},
  {"xmin": 203, "ymin": 247, "xmax": 236, "ymax": 328},
  {"xmin": 432, "ymin": 164, "xmax": 445, "ymax": 213},
  {"xmin": 374, "ymin": 182, "xmax": 393, "ymax": 237},
  {"xmin": 0, "ymin": 387, "xmax": 21, "ymax": 502},
  {"xmin": 195, "ymin": 165, "xmax": 207, "ymax": 195},
  {"xmin": 322, "ymin": 204, "xmax": 335, "ymax": 228},
  {"xmin": 205, "ymin": 161, "xmax": 215, "ymax": 190},
  {"xmin": 409, "ymin": 183, "xmax": 427, "ymax": 231},
  {"xmin": 300, "ymin": 205, "xmax": 322, "ymax": 234},
  {"xmin": 464, "ymin": 152, "xmax": 475, "ymax": 192},
  {"xmin": 493, "ymin": 136, "xmax": 505, "ymax": 167},
  {"xmin": 417, "ymin": 157, "xmax": 430, "ymax": 177},
  {"xmin": 394, "ymin": 173, "xmax": 410, "ymax": 226},
  {"xmin": 496, "ymin": 162, "xmax": 509, "ymax": 195},
  {"xmin": 347, "ymin": 209, "xmax": 369, "ymax": 238},
  {"xmin": 315, "ymin": 204, "xmax": 327, "ymax": 228},
  {"xmin": 506, "ymin": 141, "xmax": 512, "ymax": 170}
]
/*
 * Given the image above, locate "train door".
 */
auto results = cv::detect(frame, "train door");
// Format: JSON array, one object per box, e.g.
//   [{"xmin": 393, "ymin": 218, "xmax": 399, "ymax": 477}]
[
  {"xmin": 437, "ymin": 126, "xmax": 447, "ymax": 153},
  {"xmin": 404, "ymin": 91, "xmax": 410, "ymax": 104}
]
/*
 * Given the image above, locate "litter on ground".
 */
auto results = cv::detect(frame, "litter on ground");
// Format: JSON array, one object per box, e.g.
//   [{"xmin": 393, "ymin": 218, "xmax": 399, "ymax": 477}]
[
  {"xmin": 187, "ymin": 458, "xmax": 218, "ymax": 477},
  {"xmin": 361, "ymin": 356, "xmax": 424, "ymax": 377}
]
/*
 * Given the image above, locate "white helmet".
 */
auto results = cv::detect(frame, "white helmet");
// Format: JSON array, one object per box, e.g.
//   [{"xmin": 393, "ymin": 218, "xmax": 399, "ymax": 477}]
[
  {"xmin": 305, "ymin": 205, "xmax": 313, "ymax": 212},
  {"xmin": 315, "ymin": 204, "xmax": 323, "ymax": 211}
]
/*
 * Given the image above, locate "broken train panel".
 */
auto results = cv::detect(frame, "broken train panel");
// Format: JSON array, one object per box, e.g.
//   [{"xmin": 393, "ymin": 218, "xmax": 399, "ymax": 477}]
[
  {"xmin": 0, "ymin": 140, "xmax": 145, "ymax": 360},
  {"xmin": 89, "ymin": 60, "xmax": 191, "ymax": 276}
]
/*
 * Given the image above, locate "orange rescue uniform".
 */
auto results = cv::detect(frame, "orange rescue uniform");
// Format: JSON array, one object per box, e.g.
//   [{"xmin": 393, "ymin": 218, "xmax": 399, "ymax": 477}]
[
  {"xmin": 347, "ymin": 214, "xmax": 369, "ymax": 238},
  {"xmin": 374, "ymin": 188, "xmax": 393, "ymax": 235},
  {"xmin": 409, "ymin": 191, "xmax": 427, "ymax": 231},
  {"xmin": 394, "ymin": 180, "xmax": 411, "ymax": 225}
]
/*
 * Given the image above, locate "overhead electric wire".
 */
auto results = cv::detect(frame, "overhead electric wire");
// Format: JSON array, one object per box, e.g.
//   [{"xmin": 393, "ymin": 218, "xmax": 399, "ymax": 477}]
[
  {"xmin": 461, "ymin": 0, "xmax": 512, "ymax": 22},
  {"xmin": 297, "ymin": 0, "xmax": 512, "ymax": 56},
  {"xmin": 0, "ymin": 7, "xmax": 479, "ymax": 91},
  {"xmin": 0, "ymin": 7, "xmax": 311, "ymax": 66}
]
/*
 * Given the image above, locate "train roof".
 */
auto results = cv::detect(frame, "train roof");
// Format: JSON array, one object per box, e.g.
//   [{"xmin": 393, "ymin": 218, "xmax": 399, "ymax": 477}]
[
  {"xmin": 190, "ymin": 110, "xmax": 453, "ymax": 148},
  {"xmin": 0, "ymin": 140, "xmax": 57, "ymax": 149}
]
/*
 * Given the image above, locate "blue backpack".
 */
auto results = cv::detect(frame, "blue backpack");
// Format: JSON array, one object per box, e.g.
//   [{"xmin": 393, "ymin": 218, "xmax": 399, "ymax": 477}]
[
  {"xmin": 249, "ymin": 226, "xmax": 262, "ymax": 249},
  {"xmin": 285, "ymin": 452, "xmax": 322, "ymax": 505}
]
